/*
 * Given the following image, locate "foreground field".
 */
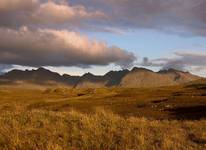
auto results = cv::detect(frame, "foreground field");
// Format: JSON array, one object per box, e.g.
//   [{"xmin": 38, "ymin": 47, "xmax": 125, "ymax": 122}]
[
  {"xmin": 0, "ymin": 82, "xmax": 206, "ymax": 149},
  {"xmin": 0, "ymin": 108, "xmax": 206, "ymax": 150}
]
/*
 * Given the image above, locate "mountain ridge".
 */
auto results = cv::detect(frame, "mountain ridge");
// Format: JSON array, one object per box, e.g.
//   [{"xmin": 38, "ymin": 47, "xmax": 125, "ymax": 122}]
[{"xmin": 0, "ymin": 67, "xmax": 201, "ymax": 88}]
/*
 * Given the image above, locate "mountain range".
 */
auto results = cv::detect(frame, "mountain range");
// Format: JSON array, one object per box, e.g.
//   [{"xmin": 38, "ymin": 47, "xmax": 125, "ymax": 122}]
[{"xmin": 0, "ymin": 67, "xmax": 201, "ymax": 88}]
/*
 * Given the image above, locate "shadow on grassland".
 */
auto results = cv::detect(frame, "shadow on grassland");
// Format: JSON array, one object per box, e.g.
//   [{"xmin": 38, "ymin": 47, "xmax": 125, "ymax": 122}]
[{"xmin": 166, "ymin": 105, "xmax": 206, "ymax": 120}]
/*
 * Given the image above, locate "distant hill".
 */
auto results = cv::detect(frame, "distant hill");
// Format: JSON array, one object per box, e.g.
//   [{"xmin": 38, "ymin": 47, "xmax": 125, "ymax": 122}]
[
  {"xmin": 0, "ymin": 67, "xmax": 201, "ymax": 88},
  {"xmin": 120, "ymin": 68, "xmax": 200, "ymax": 88},
  {"xmin": 75, "ymin": 70, "xmax": 129, "ymax": 88},
  {"xmin": 0, "ymin": 67, "xmax": 79, "ymax": 87}
]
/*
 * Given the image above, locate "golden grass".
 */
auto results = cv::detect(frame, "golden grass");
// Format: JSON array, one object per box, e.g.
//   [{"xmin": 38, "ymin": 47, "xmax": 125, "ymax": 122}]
[
  {"xmin": 0, "ymin": 107, "xmax": 206, "ymax": 150},
  {"xmin": 0, "ymin": 85, "xmax": 206, "ymax": 149}
]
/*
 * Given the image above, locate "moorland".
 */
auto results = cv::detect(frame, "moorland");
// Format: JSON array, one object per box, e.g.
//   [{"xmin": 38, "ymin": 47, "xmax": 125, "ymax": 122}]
[{"xmin": 0, "ymin": 68, "xmax": 206, "ymax": 150}]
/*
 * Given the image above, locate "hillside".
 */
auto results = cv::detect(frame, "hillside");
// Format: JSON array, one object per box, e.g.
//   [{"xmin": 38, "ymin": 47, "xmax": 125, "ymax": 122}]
[
  {"xmin": 75, "ymin": 70, "xmax": 129, "ymax": 88},
  {"xmin": 0, "ymin": 67, "xmax": 80, "ymax": 87},
  {"xmin": 0, "ymin": 67, "xmax": 201, "ymax": 88},
  {"xmin": 120, "ymin": 68, "xmax": 200, "ymax": 88}
]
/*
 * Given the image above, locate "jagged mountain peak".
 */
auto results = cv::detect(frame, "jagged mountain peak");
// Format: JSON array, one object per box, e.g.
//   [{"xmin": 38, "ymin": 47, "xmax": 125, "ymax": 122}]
[
  {"xmin": 158, "ymin": 68, "xmax": 188, "ymax": 74},
  {"xmin": 82, "ymin": 72, "xmax": 95, "ymax": 77},
  {"xmin": 36, "ymin": 67, "xmax": 50, "ymax": 72},
  {"xmin": 131, "ymin": 67, "xmax": 153, "ymax": 72},
  {"xmin": 104, "ymin": 69, "xmax": 129, "ymax": 77},
  {"xmin": 0, "ymin": 67, "xmax": 201, "ymax": 88}
]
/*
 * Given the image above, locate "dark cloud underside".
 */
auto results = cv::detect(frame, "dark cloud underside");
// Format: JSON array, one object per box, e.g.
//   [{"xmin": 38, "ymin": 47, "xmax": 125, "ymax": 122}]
[{"xmin": 72, "ymin": 0, "xmax": 206, "ymax": 36}]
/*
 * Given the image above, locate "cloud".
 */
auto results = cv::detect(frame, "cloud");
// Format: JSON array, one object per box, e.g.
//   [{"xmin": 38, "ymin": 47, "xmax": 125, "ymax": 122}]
[
  {"xmin": 0, "ymin": 0, "xmax": 38, "ymax": 12},
  {"xmin": 0, "ymin": 0, "xmax": 135, "ymax": 69},
  {"xmin": 1, "ymin": 0, "xmax": 206, "ymax": 36},
  {"xmin": 0, "ymin": 64, "xmax": 13, "ymax": 74},
  {"xmin": 1, "ymin": 0, "xmax": 205, "ymax": 74},
  {"xmin": 140, "ymin": 51, "xmax": 206, "ymax": 72},
  {"xmin": 141, "ymin": 57, "xmax": 164, "ymax": 67},
  {"xmin": 31, "ymin": 1, "xmax": 106, "ymax": 24},
  {"xmin": 0, "ymin": 0, "xmax": 106, "ymax": 27},
  {"xmin": 0, "ymin": 26, "xmax": 136, "ymax": 68},
  {"xmin": 73, "ymin": 0, "xmax": 206, "ymax": 36}
]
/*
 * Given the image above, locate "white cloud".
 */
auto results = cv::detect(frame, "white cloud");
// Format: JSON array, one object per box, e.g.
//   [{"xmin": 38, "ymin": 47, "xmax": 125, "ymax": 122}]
[{"xmin": 0, "ymin": 64, "xmax": 13, "ymax": 74}]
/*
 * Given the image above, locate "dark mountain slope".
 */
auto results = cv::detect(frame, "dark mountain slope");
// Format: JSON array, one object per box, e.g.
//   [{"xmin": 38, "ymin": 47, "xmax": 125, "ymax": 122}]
[
  {"xmin": 0, "ymin": 67, "xmax": 80, "ymax": 87},
  {"xmin": 0, "ymin": 67, "xmax": 201, "ymax": 88}
]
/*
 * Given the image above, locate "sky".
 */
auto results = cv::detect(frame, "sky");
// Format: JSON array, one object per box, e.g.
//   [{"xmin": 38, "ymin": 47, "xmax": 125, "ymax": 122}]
[{"xmin": 0, "ymin": 0, "xmax": 206, "ymax": 77}]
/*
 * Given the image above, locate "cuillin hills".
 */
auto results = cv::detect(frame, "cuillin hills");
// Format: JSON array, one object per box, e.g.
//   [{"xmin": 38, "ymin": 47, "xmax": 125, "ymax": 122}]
[{"xmin": 0, "ymin": 67, "xmax": 200, "ymax": 88}]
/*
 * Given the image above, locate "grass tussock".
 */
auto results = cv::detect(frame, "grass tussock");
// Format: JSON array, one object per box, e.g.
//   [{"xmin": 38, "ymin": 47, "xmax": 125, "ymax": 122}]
[{"xmin": 0, "ymin": 108, "xmax": 206, "ymax": 150}]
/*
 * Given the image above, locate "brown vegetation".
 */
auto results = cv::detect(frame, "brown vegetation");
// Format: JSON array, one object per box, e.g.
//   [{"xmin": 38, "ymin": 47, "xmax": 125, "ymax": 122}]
[
  {"xmin": 0, "ymin": 80, "xmax": 206, "ymax": 149},
  {"xmin": 0, "ymin": 108, "xmax": 206, "ymax": 150}
]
